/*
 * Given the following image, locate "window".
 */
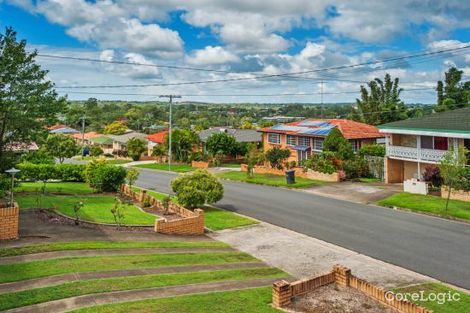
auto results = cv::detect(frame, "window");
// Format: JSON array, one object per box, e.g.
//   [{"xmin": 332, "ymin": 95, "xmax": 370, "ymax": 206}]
[
  {"xmin": 298, "ymin": 137, "xmax": 310, "ymax": 146},
  {"xmin": 420, "ymin": 136, "xmax": 433, "ymax": 149},
  {"xmin": 350, "ymin": 140, "xmax": 359, "ymax": 153},
  {"xmin": 286, "ymin": 135, "xmax": 297, "ymax": 146},
  {"xmin": 268, "ymin": 133, "xmax": 280, "ymax": 144},
  {"xmin": 434, "ymin": 137, "xmax": 448, "ymax": 150},
  {"xmin": 313, "ymin": 138, "xmax": 324, "ymax": 151}
]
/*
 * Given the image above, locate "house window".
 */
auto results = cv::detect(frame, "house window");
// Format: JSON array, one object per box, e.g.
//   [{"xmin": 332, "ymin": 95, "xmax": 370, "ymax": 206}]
[
  {"xmin": 298, "ymin": 137, "xmax": 310, "ymax": 146},
  {"xmin": 313, "ymin": 138, "xmax": 324, "ymax": 151},
  {"xmin": 350, "ymin": 140, "xmax": 360, "ymax": 153},
  {"xmin": 434, "ymin": 137, "xmax": 448, "ymax": 150},
  {"xmin": 286, "ymin": 135, "xmax": 297, "ymax": 146},
  {"xmin": 420, "ymin": 136, "xmax": 433, "ymax": 149},
  {"xmin": 268, "ymin": 133, "xmax": 280, "ymax": 144}
]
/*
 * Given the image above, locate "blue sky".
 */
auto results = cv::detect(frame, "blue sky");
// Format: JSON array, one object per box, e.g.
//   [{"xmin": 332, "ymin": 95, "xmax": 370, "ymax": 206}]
[{"xmin": 1, "ymin": 0, "xmax": 469, "ymax": 103}]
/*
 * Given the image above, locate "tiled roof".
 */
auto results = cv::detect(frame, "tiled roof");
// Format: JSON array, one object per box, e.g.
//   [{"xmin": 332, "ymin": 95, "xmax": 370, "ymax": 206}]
[
  {"xmin": 146, "ymin": 131, "xmax": 168, "ymax": 144},
  {"xmin": 199, "ymin": 127, "xmax": 262, "ymax": 143},
  {"xmin": 71, "ymin": 132, "xmax": 101, "ymax": 140},
  {"xmin": 90, "ymin": 136, "xmax": 113, "ymax": 145},
  {"xmin": 108, "ymin": 131, "xmax": 148, "ymax": 144},
  {"xmin": 259, "ymin": 119, "xmax": 383, "ymax": 140},
  {"xmin": 47, "ymin": 124, "xmax": 66, "ymax": 130}
]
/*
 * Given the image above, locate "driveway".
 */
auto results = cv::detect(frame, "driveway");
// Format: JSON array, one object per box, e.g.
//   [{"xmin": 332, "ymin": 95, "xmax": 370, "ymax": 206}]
[{"xmin": 135, "ymin": 168, "xmax": 470, "ymax": 289}]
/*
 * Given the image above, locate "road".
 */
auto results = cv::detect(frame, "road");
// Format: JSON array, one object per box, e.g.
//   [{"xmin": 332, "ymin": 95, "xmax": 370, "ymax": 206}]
[{"xmin": 136, "ymin": 168, "xmax": 470, "ymax": 289}]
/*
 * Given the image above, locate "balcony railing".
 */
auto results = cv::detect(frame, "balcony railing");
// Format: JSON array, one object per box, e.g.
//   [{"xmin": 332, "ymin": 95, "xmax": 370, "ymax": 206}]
[{"xmin": 387, "ymin": 145, "xmax": 448, "ymax": 163}]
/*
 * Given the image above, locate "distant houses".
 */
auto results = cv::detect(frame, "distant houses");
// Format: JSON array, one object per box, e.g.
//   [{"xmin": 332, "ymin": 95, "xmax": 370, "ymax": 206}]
[
  {"xmin": 107, "ymin": 131, "xmax": 148, "ymax": 156},
  {"xmin": 146, "ymin": 130, "xmax": 168, "ymax": 156}
]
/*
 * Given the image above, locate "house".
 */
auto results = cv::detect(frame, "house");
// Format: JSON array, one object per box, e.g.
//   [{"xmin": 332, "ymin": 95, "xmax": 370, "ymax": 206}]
[
  {"xmin": 71, "ymin": 132, "xmax": 101, "ymax": 145},
  {"xmin": 259, "ymin": 119, "xmax": 384, "ymax": 163},
  {"xmin": 198, "ymin": 127, "xmax": 262, "ymax": 153},
  {"xmin": 108, "ymin": 131, "xmax": 148, "ymax": 156},
  {"xmin": 378, "ymin": 107, "xmax": 470, "ymax": 183},
  {"xmin": 89, "ymin": 136, "xmax": 114, "ymax": 155},
  {"xmin": 146, "ymin": 130, "xmax": 168, "ymax": 156}
]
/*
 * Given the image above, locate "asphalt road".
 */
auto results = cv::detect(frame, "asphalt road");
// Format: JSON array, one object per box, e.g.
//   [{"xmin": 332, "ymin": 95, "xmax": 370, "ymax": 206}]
[{"xmin": 136, "ymin": 168, "xmax": 470, "ymax": 289}]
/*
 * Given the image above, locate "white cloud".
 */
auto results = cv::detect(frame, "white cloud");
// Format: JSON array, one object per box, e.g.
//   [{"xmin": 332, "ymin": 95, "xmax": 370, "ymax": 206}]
[{"xmin": 186, "ymin": 46, "xmax": 239, "ymax": 65}]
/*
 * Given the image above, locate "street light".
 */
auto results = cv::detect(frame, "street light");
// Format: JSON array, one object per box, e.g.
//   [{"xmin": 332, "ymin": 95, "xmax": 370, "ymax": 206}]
[{"xmin": 5, "ymin": 168, "xmax": 20, "ymax": 206}]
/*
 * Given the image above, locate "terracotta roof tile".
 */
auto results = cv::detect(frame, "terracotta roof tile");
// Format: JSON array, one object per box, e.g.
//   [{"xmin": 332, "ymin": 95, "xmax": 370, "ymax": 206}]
[{"xmin": 146, "ymin": 131, "xmax": 168, "ymax": 144}]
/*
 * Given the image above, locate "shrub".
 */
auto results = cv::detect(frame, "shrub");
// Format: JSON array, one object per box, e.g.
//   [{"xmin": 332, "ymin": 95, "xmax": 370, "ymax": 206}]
[
  {"xmin": 126, "ymin": 167, "xmax": 139, "ymax": 189},
  {"xmin": 265, "ymin": 147, "xmax": 291, "ymax": 170},
  {"xmin": 45, "ymin": 134, "xmax": 79, "ymax": 163},
  {"xmin": 323, "ymin": 128, "xmax": 353, "ymax": 160},
  {"xmin": 171, "ymin": 169, "xmax": 224, "ymax": 209},
  {"xmin": 126, "ymin": 138, "xmax": 147, "ymax": 161},
  {"xmin": 90, "ymin": 145, "xmax": 104, "ymax": 157},
  {"xmin": 89, "ymin": 165, "xmax": 127, "ymax": 192},
  {"xmin": 422, "ymin": 165, "xmax": 442, "ymax": 187},
  {"xmin": 454, "ymin": 167, "xmax": 470, "ymax": 191},
  {"xmin": 342, "ymin": 156, "xmax": 369, "ymax": 179},
  {"xmin": 206, "ymin": 132, "xmax": 237, "ymax": 157},
  {"xmin": 84, "ymin": 158, "xmax": 108, "ymax": 183},
  {"xmin": 358, "ymin": 144, "xmax": 385, "ymax": 157},
  {"xmin": 0, "ymin": 174, "xmax": 10, "ymax": 198},
  {"xmin": 20, "ymin": 149, "xmax": 54, "ymax": 164},
  {"xmin": 304, "ymin": 152, "xmax": 338, "ymax": 174},
  {"xmin": 17, "ymin": 163, "xmax": 56, "ymax": 181},
  {"xmin": 189, "ymin": 151, "xmax": 209, "ymax": 162},
  {"xmin": 55, "ymin": 164, "xmax": 86, "ymax": 181}
]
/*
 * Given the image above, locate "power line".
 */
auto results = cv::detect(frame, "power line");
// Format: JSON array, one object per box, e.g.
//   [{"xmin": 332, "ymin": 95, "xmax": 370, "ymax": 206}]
[{"xmin": 53, "ymin": 45, "xmax": 470, "ymax": 89}]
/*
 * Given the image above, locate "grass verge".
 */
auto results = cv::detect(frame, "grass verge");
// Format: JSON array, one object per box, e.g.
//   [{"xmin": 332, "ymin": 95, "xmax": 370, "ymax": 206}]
[
  {"xmin": 0, "ymin": 252, "xmax": 257, "ymax": 283},
  {"xmin": 394, "ymin": 283, "xmax": 469, "ymax": 313},
  {"xmin": 133, "ymin": 163, "xmax": 194, "ymax": 173},
  {"xmin": 131, "ymin": 186, "xmax": 258, "ymax": 230},
  {"xmin": 217, "ymin": 171, "xmax": 323, "ymax": 188},
  {"xmin": 15, "ymin": 182, "xmax": 94, "ymax": 195},
  {"xmin": 0, "ymin": 267, "xmax": 285, "ymax": 311},
  {"xmin": 71, "ymin": 287, "xmax": 279, "ymax": 313},
  {"xmin": 16, "ymin": 195, "xmax": 157, "ymax": 225},
  {"xmin": 377, "ymin": 192, "xmax": 470, "ymax": 220},
  {"xmin": 0, "ymin": 241, "xmax": 228, "ymax": 257}
]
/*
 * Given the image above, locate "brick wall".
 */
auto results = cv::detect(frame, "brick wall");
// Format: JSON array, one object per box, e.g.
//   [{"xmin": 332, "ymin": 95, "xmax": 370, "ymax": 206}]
[
  {"xmin": 0, "ymin": 203, "xmax": 19, "ymax": 240},
  {"xmin": 441, "ymin": 186, "xmax": 470, "ymax": 202},
  {"xmin": 240, "ymin": 164, "xmax": 340, "ymax": 182},
  {"xmin": 191, "ymin": 161, "xmax": 211, "ymax": 169},
  {"xmin": 272, "ymin": 265, "xmax": 433, "ymax": 313},
  {"xmin": 120, "ymin": 185, "xmax": 205, "ymax": 235}
]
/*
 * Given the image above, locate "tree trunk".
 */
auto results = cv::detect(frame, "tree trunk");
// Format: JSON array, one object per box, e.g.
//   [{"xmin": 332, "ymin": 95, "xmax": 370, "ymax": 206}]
[{"xmin": 445, "ymin": 184, "xmax": 452, "ymax": 217}]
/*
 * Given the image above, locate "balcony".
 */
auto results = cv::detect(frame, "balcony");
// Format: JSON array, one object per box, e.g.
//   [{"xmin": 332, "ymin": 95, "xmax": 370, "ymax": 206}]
[{"xmin": 387, "ymin": 145, "xmax": 448, "ymax": 163}]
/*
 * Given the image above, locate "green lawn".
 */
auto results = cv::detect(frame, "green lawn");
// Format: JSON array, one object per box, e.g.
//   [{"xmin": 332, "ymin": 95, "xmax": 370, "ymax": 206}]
[
  {"xmin": 72, "ymin": 287, "xmax": 280, "ymax": 313},
  {"xmin": 131, "ymin": 186, "xmax": 258, "ymax": 230},
  {"xmin": 0, "ymin": 268, "xmax": 285, "ymax": 311},
  {"xmin": 15, "ymin": 182, "xmax": 94, "ymax": 195},
  {"xmin": 220, "ymin": 163, "xmax": 242, "ymax": 168},
  {"xmin": 0, "ymin": 241, "xmax": 228, "ymax": 257},
  {"xmin": 394, "ymin": 283, "xmax": 470, "ymax": 313},
  {"xmin": 217, "ymin": 171, "xmax": 323, "ymax": 188},
  {"xmin": 106, "ymin": 159, "xmax": 132, "ymax": 165},
  {"xmin": 0, "ymin": 252, "xmax": 257, "ymax": 283},
  {"xmin": 133, "ymin": 163, "xmax": 195, "ymax": 173},
  {"xmin": 16, "ymin": 195, "xmax": 157, "ymax": 225},
  {"xmin": 357, "ymin": 177, "xmax": 381, "ymax": 183},
  {"xmin": 377, "ymin": 192, "xmax": 470, "ymax": 220}
]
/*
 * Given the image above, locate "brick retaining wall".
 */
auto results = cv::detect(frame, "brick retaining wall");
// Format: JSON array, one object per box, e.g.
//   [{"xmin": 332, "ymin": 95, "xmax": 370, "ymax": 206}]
[
  {"xmin": 191, "ymin": 161, "xmax": 211, "ymax": 169},
  {"xmin": 240, "ymin": 164, "xmax": 340, "ymax": 182},
  {"xmin": 441, "ymin": 186, "xmax": 470, "ymax": 202},
  {"xmin": 0, "ymin": 203, "xmax": 19, "ymax": 240},
  {"xmin": 272, "ymin": 265, "xmax": 433, "ymax": 313},
  {"xmin": 120, "ymin": 185, "xmax": 205, "ymax": 235}
]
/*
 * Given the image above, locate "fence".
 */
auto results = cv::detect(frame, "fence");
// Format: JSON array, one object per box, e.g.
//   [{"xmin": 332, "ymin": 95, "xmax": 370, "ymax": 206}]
[
  {"xmin": 120, "ymin": 185, "xmax": 205, "ymax": 235},
  {"xmin": 272, "ymin": 265, "xmax": 433, "ymax": 313},
  {"xmin": 0, "ymin": 202, "xmax": 19, "ymax": 240},
  {"xmin": 364, "ymin": 155, "xmax": 385, "ymax": 181}
]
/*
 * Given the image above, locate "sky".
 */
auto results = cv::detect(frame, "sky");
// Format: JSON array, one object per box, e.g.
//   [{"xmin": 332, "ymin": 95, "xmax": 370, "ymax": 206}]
[{"xmin": 1, "ymin": 0, "xmax": 469, "ymax": 104}]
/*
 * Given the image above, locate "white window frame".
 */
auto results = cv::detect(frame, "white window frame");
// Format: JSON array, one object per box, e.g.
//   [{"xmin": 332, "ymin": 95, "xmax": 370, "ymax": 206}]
[
  {"xmin": 298, "ymin": 137, "xmax": 310, "ymax": 146},
  {"xmin": 313, "ymin": 138, "xmax": 324, "ymax": 151},
  {"xmin": 286, "ymin": 135, "xmax": 297, "ymax": 146},
  {"xmin": 350, "ymin": 140, "xmax": 359, "ymax": 153},
  {"xmin": 267, "ymin": 133, "xmax": 281, "ymax": 144}
]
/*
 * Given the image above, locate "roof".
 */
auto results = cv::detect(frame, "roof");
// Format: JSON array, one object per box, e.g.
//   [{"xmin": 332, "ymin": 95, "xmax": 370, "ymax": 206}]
[
  {"xmin": 71, "ymin": 132, "xmax": 101, "ymax": 140},
  {"xmin": 146, "ymin": 131, "xmax": 168, "ymax": 144},
  {"xmin": 90, "ymin": 136, "xmax": 113, "ymax": 145},
  {"xmin": 50, "ymin": 127, "xmax": 79, "ymax": 134},
  {"xmin": 108, "ymin": 131, "xmax": 148, "ymax": 144},
  {"xmin": 6, "ymin": 142, "xmax": 39, "ymax": 152},
  {"xmin": 199, "ymin": 127, "xmax": 262, "ymax": 143},
  {"xmin": 378, "ymin": 107, "xmax": 470, "ymax": 135},
  {"xmin": 259, "ymin": 119, "xmax": 383, "ymax": 140},
  {"xmin": 47, "ymin": 124, "xmax": 66, "ymax": 130}
]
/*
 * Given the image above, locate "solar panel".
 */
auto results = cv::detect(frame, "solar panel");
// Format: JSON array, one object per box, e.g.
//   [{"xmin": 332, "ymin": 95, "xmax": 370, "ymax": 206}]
[{"xmin": 297, "ymin": 120, "xmax": 331, "ymax": 127}]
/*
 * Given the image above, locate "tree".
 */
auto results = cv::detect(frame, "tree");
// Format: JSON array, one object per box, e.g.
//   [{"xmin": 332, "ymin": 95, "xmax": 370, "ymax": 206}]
[
  {"xmin": 265, "ymin": 147, "xmax": 291, "ymax": 170},
  {"xmin": 171, "ymin": 169, "xmax": 224, "ymax": 209},
  {"xmin": 0, "ymin": 27, "xmax": 66, "ymax": 170},
  {"xmin": 20, "ymin": 149, "xmax": 54, "ymax": 164},
  {"xmin": 165, "ymin": 129, "xmax": 199, "ymax": 162},
  {"xmin": 45, "ymin": 134, "xmax": 79, "ymax": 163},
  {"xmin": 323, "ymin": 128, "xmax": 353, "ymax": 160},
  {"xmin": 126, "ymin": 138, "xmax": 146, "ymax": 161},
  {"xmin": 206, "ymin": 132, "xmax": 237, "ymax": 157},
  {"xmin": 439, "ymin": 147, "xmax": 467, "ymax": 216},
  {"xmin": 353, "ymin": 73, "xmax": 407, "ymax": 125},
  {"xmin": 90, "ymin": 145, "xmax": 104, "ymax": 157},
  {"xmin": 436, "ymin": 80, "xmax": 444, "ymax": 106},
  {"xmin": 104, "ymin": 121, "xmax": 127, "ymax": 135},
  {"xmin": 111, "ymin": 198, "xmax": 126, "ymax": 228},
  {"xmin": 152, "ymin": 144, "xmax": 167, "ymax": 162},
  {"xmin": 246, "ymin": 144, "xmax": 264, "ymax": 177},
  {"xmin": 72, "ymin": 201, "xmax": 84, "ymax": 225},
  {"xmin": 126, "ymin": 167, "xmax": 139, "ymax": 189},
  {"xmin": 435, "ymin": 67, "xmax": 469, "ymax": 112}
]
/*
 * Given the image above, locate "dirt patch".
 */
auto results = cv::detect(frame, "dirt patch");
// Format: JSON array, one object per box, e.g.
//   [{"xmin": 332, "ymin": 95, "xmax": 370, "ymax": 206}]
[{"xmin": 284, "ymin": 284, "xmax": 397, "ymax": 313}]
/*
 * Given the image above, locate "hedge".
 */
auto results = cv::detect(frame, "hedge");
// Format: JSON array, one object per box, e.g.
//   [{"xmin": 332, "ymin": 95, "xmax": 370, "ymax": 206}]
[{"xmin": 17, "ymin": 163, "xmax": 86, "ymax": 182}]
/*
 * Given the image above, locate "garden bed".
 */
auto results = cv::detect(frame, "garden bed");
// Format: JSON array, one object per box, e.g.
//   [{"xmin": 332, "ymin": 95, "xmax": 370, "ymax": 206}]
[{"xmin": 133, "ymin": 163, "xmax": 194, "ymax": 172}]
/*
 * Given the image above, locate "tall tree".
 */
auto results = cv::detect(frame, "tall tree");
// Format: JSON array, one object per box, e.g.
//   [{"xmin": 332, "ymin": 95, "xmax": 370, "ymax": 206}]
[
  {"xmin": 0, "ymin": 27, "xmax": 66, "ymax": 169},
  {"xmin": 45, "ymin": 134, "xmax": 79, "ymax": 163},
  {"xmin": 353, "ymin": 73, "xmax": 407, "ymax": 125},
  {"xmin": 435, "ymin": 67, "xmax": 469, "ymax": 112},
  {"xmin": 436, "ymin": 80, "xmax": 444, "ymax": 106}
]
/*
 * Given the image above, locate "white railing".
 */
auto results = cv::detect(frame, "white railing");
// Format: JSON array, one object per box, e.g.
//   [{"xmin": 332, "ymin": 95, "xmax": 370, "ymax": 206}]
[{"xmin": 387, "ymin": 145, "xmax": 447, "ymax": 163}]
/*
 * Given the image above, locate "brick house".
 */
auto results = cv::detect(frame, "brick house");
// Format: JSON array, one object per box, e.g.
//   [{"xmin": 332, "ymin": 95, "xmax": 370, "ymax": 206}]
[
  {"xmin": 259, "ymin": 119, "xmax": 384, "ymax": 163},
  {"xmin": 378, "ymin": 107, "xmax": 470, "ymax": 183}
]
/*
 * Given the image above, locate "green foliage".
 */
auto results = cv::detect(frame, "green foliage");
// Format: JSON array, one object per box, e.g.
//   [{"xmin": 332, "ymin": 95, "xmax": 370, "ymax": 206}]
[
  {"xmin": 89, "ymin": 145, "xmax": 104, "ymax": 157},
  {"xmin": 55, "ymin": 164, "xmax": 86, "ymax": 181},
  {"xmin": 20, "ymin": 149, "xmax": 54, "ymax": 164},
  {"xmin": 0, "ymin": 27, "xmax": 66, "ymax": 170},
  {"xmin": 439, "ymin": 147, "xmax": 468, "ymax": 215},
  {"xmin": 84, "ymin": 158, "xmax": 108, "ymax": 183},
  {"xmin": 246, "ymin": 144, "xmax": 265, "ymax": 177},
  {"xmin": 126, "ymin": 168, "xmax": 139, "ymax": 188},
  {"xmin": 455, "ymin": 167, "xmax": 470, "ymax": 191},
  {"xmin": 110, "ymin": 198, "xmax": 126, "ymax": 227},
  {"xmin": 358, "ymin": 144, "xmax": 385, "ymax": 157},
  {"xmin": 151, "ymin": 144, "xmax": 167, "ymax": 161},
  {"xmin": 435, "ymin": 67, "xmax": 469, "ymax": 112},
  {"xmin": 304, "ymin": 152, "xmax": 338, "ymax": 174},
  {"xmin": 189, "ymin": 151, "xmax": 209, "ymax": 162},
  {"xmin": 323, "ymin": 128, "xmax": 353, "ymax": 160},
  {"xmin": 342, "ymin": 156, "xmax": 369, "ymax": 179},
  {"xmin": 103, "ymin": 121, "xmax": 127, "ymax": 135},
  {"xmin": 126, "ymin": 138, "xmax": 146, "ymax": 161},
  {"xmin": 206, "ymin": 132, "xmax": 238, "ymax": 157},
  {"xmin": 165, "ymin": 129, "xmax": 199, "ymax": 163},
  {"xmin": 45, "ymin": 134, "xmax": 79, "ymax": 163},
  {"xmin": 0, "ymin": 174, "xmax": 10, "ymax": 198},
  {"xmin": 88, "ymin": 165, "xmax": 127, "ymax": 192},
  {"xmin": 72, "ymin": 201, "xmax": 84, "ymax": 225},
  {"xmin": 162, "ymin": 196, "xmax": 171, "ymax": 214},
  {"xmin": 171, "ymin": 170, "xmax": 224, "ymax": 209},
  {"xmin": 17, "ymin": 163, "xmax": 85, "ymax": 182},
  {"xmin": 353, "ymin": 73, "xmax": 407, "ymax": 125},
  {"xmin": 265, "ymin": 147, "xmax": 290, "ymax": 170}
]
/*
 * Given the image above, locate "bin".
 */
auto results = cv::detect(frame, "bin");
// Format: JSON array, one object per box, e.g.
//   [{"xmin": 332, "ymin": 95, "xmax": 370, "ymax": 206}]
[{"xmin": 285, "ymin": 170, "xmax": 295, "ymax": 184}]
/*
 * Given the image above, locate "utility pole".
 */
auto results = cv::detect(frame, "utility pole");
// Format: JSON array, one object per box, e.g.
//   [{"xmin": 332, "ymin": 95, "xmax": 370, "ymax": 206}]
[{"xmin": 159, "ymin": 95, "xmax": 182, "ymax": 171}]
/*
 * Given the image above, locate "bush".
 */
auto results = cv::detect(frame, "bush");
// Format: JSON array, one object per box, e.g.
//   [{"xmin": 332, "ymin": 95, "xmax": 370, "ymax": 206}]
[
  {"xmin": 454, "ymin": 167, "xmax": 470, "ymax": 191},
  {"xmin": 189, "ymin": 151, "xmax": 209, "ymax": 162},
  {"xmin": 265, "ymin": 147, "xmax": 291, "ymax": 170},
  {"xmin": 84, "ymin": 158, "xmax": 108, "ymax": 183},
  {"xmin": 89, "ymin": 165, "xmax": 127, "ymax": 192},
  {"xmin": 342, "ymin": 156, "xmax": 369, "ymax": 179},
  {"xmin": 90, "ymin": 145, "xmax": 104, "ymax": 157},
  {"xmin": 126, "ymin": 138, "xmax": 147, "ymax": 161},
  {"xmin": 17, "ymin": 163, "xmax": 86, "ymax": 182},
  {"xmin": 206, "ymin": 132, "xmax": 237, "ymax": 157},
  {"xmin": 171, "ymin": 169, "xmax": 224, "ymax": 209},
  {"xmin": 55, "ymin": 164, "xmax": 86, "ymax": 181},
  {"xmin": 0, "ymin": 174, "xmax": 10, "ymax": 198},
  {"xmin": 422, "ymin": 165, "xmax": 442, "ymax": 187},
  {"xmin": 20, "ymin": 149, "xmax": 54, "ymax": 164},
  {"xmin": 304, "ymin": 152, "xmax": 339, "ymax": 174},
  {"xmin": 358, "ymin": 144, "xmax": 385, "ymax": 157},
  {"xmin": 323, "ymin": 128, "xmax": 353, "ymax": 160}
]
